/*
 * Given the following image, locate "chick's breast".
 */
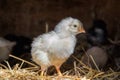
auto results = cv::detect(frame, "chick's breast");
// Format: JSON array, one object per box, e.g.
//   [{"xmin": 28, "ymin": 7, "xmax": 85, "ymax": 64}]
[{"xmin": 31, "ymin": 31, "xmax": 76, "ymax": 67}]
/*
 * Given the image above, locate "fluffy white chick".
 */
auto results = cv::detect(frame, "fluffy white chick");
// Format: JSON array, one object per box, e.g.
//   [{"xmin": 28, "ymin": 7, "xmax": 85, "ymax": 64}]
[{"xmin": 31, "ymin": 17, "xmax": 85, "ymax": 76}]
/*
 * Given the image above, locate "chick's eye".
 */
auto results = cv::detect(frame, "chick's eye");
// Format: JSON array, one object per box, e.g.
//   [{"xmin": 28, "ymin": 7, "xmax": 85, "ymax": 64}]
[{"xmin": 73, "ymin": 25, "xmax": 77, "ymax": 28}]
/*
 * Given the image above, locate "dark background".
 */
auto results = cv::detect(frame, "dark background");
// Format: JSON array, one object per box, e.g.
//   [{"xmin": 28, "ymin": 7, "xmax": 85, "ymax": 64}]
[{"xmin": 0, "ymin": 0, "xmax": 120, "ymax": 39}]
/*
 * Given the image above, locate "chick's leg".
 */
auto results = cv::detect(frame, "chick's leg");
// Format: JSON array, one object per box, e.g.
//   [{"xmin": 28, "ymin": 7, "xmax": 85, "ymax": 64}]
[
  {"xmin": 55, "ymin": 66, "xmax": 62, "ymax": 76},
  {"xmin": 40, "ymin": 70, "xmax": 44, "ymax": 76},
  {"xmin": 40, "ymin": 66, "xmax": 47, "ymax": 76}
]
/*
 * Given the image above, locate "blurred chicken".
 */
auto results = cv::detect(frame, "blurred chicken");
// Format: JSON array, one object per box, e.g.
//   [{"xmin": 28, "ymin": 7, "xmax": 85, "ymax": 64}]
[
  {"xmin": 79, "ymin": 20, "xmax": 108, "ymax": 70},
  {"xmin": 4, "ymin": 34, "xmax": 32, "ymax": 57},
  {"xmin": 81, "ymin": 46, "xmax": 108, "ymax": 70},
  {"xmin": 31, "ymin": 17, "xmax": 85, "ymax": 76},
  {"xmin": 87, "ymin": 19, "xmax": 108, "ymax": 46},
  {"xmin": 3, "ymin": 34, "xmax": 32, "ymax": 67},
  {"xmin": 0, "ymin": 37, "xmax": 16, "ymax": 62}
]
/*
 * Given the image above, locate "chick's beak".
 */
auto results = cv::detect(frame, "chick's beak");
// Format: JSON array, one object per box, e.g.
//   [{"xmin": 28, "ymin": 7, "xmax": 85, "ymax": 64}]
[{"xmin": 78, "ymin": 27, "xmax": 86, "ymax": 33}]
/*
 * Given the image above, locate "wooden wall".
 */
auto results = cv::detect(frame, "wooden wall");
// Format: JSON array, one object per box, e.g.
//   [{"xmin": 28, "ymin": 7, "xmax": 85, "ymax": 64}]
[{"xmin": 0, "ymin": 0, "xmax": 120, "ymax": 39}]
